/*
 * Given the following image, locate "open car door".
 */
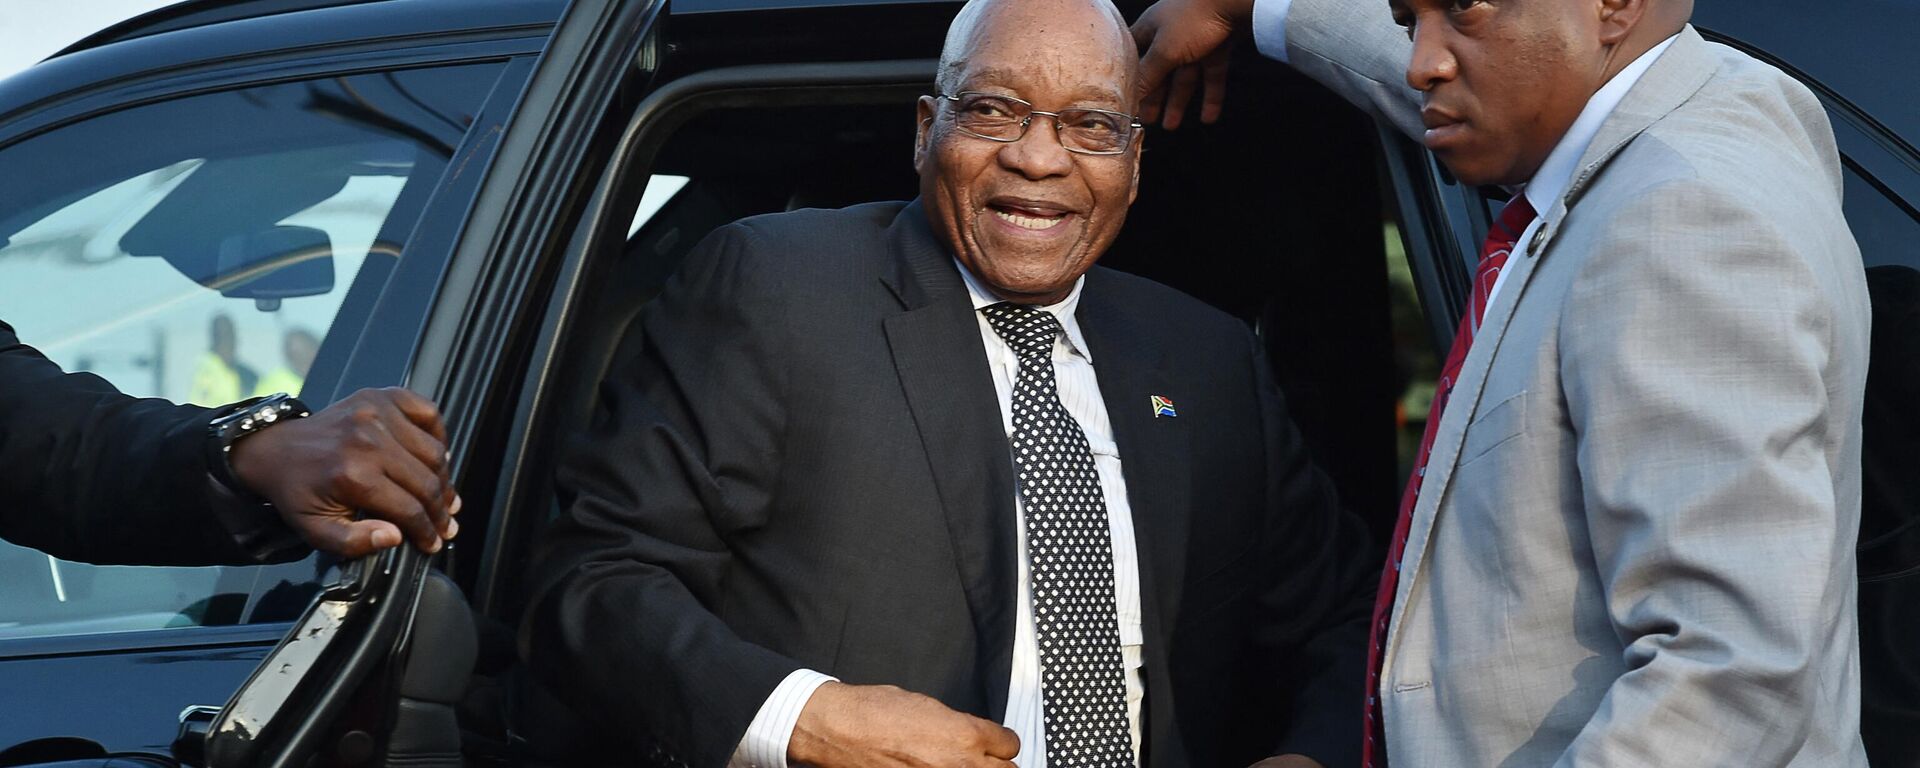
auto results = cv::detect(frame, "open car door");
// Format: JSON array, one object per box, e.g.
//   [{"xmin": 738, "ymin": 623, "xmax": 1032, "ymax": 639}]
[{"xmin": 201, "ymin": 0, "xmax": 667, "ymax": 765}]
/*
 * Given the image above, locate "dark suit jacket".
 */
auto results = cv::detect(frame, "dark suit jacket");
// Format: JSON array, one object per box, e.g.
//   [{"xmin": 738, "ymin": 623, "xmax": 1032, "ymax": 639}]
[
  {"xmin": 0, "ymin": 319, "xmax": 297, "ymax": 565},
  {"xmin": 524, "ymin": 200, "xmax": 1376, "ymax": 768}
]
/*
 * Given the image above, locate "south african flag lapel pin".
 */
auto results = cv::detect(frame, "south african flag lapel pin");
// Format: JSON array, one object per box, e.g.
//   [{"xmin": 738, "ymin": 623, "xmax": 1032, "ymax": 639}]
[{"xmin": 1150, "ymin": 395, "xmax": 1177, "ymax": 418}]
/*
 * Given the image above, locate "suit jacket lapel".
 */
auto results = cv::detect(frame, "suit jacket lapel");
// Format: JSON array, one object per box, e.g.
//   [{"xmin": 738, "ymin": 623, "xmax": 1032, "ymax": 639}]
[
  {"xmin": 1076, "ymin": 269, "xmax": 1193, "ymax": 654},
  {"xmin": 879, "ymin": 201, "xmax": 1021, "ymax": 720},
  {"xmin": 1386, "ymin": 27, "xmax": 1721, "ymax": 647},
  {"xmin": 1386, "ymin": 236, "xmax": 1546, "ymax": 639}
]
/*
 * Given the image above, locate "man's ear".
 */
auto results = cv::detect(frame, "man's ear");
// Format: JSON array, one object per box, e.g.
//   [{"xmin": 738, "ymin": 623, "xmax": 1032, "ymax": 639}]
[
  {"xmin": 1596, "ymin": 0, "xmax": 1649, "ymax": 46},
  {"xmin": 914, "ymin": 96, "xmax": 938, "ymax": 171}
]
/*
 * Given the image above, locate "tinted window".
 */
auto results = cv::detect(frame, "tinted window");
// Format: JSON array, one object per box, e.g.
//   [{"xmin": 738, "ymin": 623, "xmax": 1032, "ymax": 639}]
[
  {"xmin": 0, "ymin": 62, "xmax": 503, "ymax": 641},
  {"xmin": 1845, "ymin": 166, "xmax": 1920, "ymax": 271},
  {"xmin": 1843, "ymin": 162, "xmax": 1920, "ymax": 768}
]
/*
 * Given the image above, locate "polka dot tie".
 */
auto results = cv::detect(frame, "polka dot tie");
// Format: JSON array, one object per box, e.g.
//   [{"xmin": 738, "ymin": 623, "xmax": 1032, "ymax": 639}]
[{"xmin": 980, "ymin": 302, "xmax": 1134, "ymax": 768}]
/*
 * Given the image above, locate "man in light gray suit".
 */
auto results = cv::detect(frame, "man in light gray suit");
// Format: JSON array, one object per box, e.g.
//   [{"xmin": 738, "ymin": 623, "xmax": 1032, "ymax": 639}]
[{"xmin": 1132, "ymin": 0, "xmax": 1870, "ymax": 765}]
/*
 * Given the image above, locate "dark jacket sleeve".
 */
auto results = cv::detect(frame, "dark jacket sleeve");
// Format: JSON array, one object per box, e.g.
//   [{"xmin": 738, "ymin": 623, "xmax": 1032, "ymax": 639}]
[
  {"xmin": 1247, "ymin": 332, "xmax": 1379, "ymax": 767},
  {"xmin": 0, "ymin": 319, "xmax": 302, "ymax": 565},
  {"xmin": 521, "ymin": 222, "xmax": 805, "ymax": 768}
]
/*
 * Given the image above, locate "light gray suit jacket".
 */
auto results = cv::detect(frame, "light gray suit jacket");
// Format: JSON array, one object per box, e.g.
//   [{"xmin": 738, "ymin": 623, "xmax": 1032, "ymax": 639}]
[{"xmin": 1280, "ymin": 1, "xmax": 1872, "ymax": 764}]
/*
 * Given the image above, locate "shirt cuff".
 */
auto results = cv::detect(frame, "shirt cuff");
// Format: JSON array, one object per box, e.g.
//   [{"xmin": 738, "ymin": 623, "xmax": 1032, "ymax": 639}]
[
  {"xmin": 728, "ymin": 668, "xmax": 837, "ymax": 768},
  {"xmin": 1251, "ymin": 0, "xmax": 1297, "ymax": 63},
  {"xmin": 203, "ymin": 472, "xmax": 308, "ymax": 563}
]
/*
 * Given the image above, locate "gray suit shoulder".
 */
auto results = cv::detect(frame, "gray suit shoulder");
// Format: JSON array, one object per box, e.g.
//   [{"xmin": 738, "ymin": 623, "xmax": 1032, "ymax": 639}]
[{"xmin": 1636, "ymin": 42, "xmax": 1845, "ymax": 208}]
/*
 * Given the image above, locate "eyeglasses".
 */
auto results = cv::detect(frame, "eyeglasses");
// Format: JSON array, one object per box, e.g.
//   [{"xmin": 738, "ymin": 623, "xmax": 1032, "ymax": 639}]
[{"xmin": 937, "ymin": 92, "xmax": 1142, "ymax": 156}]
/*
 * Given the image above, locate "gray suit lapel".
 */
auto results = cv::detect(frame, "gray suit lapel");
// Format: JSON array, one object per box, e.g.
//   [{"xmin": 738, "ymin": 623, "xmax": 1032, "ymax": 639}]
[
  {"xmin": 879, "ymin": 201, "xmax": 1021, "ymax": 720},
  {"xmin": 1385, "ymin": 26, "xmax": 1724, "ymax": 648}
]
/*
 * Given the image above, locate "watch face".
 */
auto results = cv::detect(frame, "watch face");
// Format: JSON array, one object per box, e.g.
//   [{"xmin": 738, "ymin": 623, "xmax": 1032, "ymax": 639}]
[{"xmin": 215, "ymin": 394, "xmax": 303, "ymax": 442}]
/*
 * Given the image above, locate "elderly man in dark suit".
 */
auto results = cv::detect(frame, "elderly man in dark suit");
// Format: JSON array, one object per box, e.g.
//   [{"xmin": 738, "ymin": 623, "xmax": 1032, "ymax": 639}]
[{"xmin": 523, "ymin": 1, "xmax": 1374, "ymax": 766}]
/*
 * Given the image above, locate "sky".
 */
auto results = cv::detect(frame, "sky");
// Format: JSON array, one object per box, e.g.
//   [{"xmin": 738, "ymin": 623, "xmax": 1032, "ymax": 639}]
[{"xmin": 0, "ymin": 0, "xmax": 179, "ymax": 82}]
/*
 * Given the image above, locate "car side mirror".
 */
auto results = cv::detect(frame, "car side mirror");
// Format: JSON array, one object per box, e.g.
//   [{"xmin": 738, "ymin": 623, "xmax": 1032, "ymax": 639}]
[{"xmin": 215, "ymin": 226, "xmax": 335, "ymax": 311}]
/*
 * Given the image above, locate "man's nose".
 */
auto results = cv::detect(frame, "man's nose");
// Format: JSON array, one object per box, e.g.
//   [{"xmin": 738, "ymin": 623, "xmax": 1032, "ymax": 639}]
[
  {"xmin": 1405, "ymin": 20, "xmax": 1459, "ymax": 92},
  {"xmin": 999, "ymin": 117, "xmax": 1077, "ymax": 179}
]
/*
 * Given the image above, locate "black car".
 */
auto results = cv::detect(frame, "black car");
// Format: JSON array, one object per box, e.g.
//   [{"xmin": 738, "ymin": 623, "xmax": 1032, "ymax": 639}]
[{"xmin": 0, "ymin": 0, "xmax": 1911, "ymax": 766}]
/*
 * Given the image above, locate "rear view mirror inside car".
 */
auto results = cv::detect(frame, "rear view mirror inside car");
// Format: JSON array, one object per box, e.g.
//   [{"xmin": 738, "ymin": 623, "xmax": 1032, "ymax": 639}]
[{"xmin": 213, "ymin": 225, "xmax": 335, "ymax": 311}]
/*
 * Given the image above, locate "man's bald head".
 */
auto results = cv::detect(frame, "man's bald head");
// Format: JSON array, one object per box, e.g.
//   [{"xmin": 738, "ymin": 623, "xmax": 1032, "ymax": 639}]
[
  {"xmin": 913, "ymin": 0, "xmax": 1145, "ymax": 307},
  {"xmin": 936, "ymin": 0, "xmax": 1138, "ymax": 105}
]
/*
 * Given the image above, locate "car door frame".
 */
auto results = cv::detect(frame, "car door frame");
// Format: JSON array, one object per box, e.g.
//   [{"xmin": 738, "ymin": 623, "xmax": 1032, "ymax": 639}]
[
  {"xmin": 202, "ymin": 0, "xmax": 670, "ymax": 765},
  {"xmin": 0, "ymin": 13, "xmax": 549, "ymax": 763}
]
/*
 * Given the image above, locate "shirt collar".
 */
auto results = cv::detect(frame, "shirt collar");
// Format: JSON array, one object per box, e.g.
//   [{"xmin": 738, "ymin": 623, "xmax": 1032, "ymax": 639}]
[
  {"xmin": 954, "ymin": 258, "xmax": 1093, "ymax": 362},
  {"xmin": 1522, "ymin": 33, "xmax": 1681, "ymax": 216}
]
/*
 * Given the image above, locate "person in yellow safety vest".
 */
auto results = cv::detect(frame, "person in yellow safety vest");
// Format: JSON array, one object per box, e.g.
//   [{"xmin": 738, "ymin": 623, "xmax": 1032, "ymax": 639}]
[
  {"xmin": 189, "ymin": 314, "xmax": 258, "ymax": 406},
  {"xmin": 255, "ymin": 328, "xmax": 318, "ymax": 398}
]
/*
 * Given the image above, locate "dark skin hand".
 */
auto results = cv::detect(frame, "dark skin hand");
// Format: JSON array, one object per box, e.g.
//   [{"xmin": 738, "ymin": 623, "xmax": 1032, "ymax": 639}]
[
  {"xmin": 789, "ymin": 683, "xmax": 1020, "ymax": 768},
  {"xmin": 1131, "ymin": 0, "xmax": 1255, "ymax": 129},
  {"xmin": 229, "ymin": 387, "xmax": 460, "ymax": 559}
]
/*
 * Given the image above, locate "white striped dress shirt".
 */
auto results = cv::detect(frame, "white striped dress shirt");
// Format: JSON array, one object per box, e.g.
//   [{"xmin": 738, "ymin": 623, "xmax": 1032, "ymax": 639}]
[{"xmin": 728, "ymin": 264, "xmax": 1145, "ymax": 767}]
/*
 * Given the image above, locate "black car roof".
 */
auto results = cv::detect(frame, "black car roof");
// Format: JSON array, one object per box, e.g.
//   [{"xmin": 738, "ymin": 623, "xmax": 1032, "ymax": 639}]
[
  {"xmin": 58, "ymin": 0, "xmax": 397, "ymax": 57},
  {"xmin": 15, "ymin": 0, "xmax": 1920, "ymax": 158},
  {"xmin": 55, "ymin": 0, "xmax": 955, "ymax": 59}
]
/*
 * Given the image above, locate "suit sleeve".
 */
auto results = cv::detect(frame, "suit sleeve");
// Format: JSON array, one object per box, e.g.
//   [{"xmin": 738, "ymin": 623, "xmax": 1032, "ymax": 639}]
[
  {"xmin": 0, "ymin": 319, "xmax": 300, "ymax": 566},
  {"xmin": 522, "ymin": 222, "xmax": 806, "ymax": 768},
  {"xmin": 1247, "ymin": 331, "xmax": 1380, "ymax": 766},
  {"xmin": 1258, "ymin": 0, "xmax": 1427, "ymax": 142},
  {"xmin": 1554, "ymin": 179, "xmax": 1857, "ymax": 765}
]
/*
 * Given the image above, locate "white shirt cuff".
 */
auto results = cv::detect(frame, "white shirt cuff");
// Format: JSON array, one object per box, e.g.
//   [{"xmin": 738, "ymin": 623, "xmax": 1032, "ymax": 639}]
[
  {"xmin": 728, "ymin": 669, "xmax": 838, "ymax": 768},
  {"xmin": 1251, "ymin": 0, "xmax": 1298, "ymax": 63}
]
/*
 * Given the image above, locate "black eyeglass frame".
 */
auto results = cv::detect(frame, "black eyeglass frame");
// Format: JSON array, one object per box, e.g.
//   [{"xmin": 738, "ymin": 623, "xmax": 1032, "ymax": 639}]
[{"xmin": 935, "ymin": 91, "xmax": 1144, "ymax": 156}]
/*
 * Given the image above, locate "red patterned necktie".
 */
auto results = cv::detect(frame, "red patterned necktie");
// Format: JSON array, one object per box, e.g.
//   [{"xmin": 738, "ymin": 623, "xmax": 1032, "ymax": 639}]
[{"xmin": 1361, "ymin": 195, "xmax": 1539, "ymax": 768}]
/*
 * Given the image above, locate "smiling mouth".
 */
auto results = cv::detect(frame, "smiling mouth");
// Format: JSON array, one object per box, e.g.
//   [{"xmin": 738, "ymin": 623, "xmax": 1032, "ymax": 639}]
[
  {"xmin": 994, "ymin": 208, "xmax": 1066, "ymax": 230},
  {"xmin": 987, "ymin": 201, "xmax": 1073, "ymax": 231}
]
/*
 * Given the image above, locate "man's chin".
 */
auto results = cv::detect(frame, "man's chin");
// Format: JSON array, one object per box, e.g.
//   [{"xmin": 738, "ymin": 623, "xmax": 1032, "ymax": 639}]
[
  {"xmin": 1438, "ymin": 154, "xmax": 1526, "ymax": 189},
  {"xmin": 965, "ymin": 260, "xmax": 1084, "ymax": 304}
]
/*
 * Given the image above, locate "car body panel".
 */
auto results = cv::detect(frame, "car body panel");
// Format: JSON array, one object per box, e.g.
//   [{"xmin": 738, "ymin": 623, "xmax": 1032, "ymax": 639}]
[
  {"xmin": 0, "ymin": 628, "xmax": 281, "ymax": 757},
  {"xmin": 0, "ymin": 4, "xmax": 543, "ymax": 760}
]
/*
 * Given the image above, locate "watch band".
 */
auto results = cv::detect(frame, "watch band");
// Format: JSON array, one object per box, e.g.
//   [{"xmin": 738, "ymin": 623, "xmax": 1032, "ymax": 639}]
[{"xmin": 205, "ymin": 393, "xmax": 312, "ymax": 497}]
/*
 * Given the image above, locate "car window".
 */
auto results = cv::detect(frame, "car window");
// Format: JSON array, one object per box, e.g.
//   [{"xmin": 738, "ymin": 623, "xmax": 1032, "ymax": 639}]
[
  {"xmin": 0, "ymin": 61, "xmax": 505, "ymax": 642},
  {"xmin": 629, "ymin": 175, "xmax": 691, "ymax": 236},
  {"xmin": 1845, "ymin": 163, "xmax": 1919, "ymax": 563},
  {"xmin": 1842, "ymin": 158, "xmax": 1920, "ymax": 768},
  {"xmin": 1844, "ymin": 166, "xmax": 1920, "ymax": 272}
]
